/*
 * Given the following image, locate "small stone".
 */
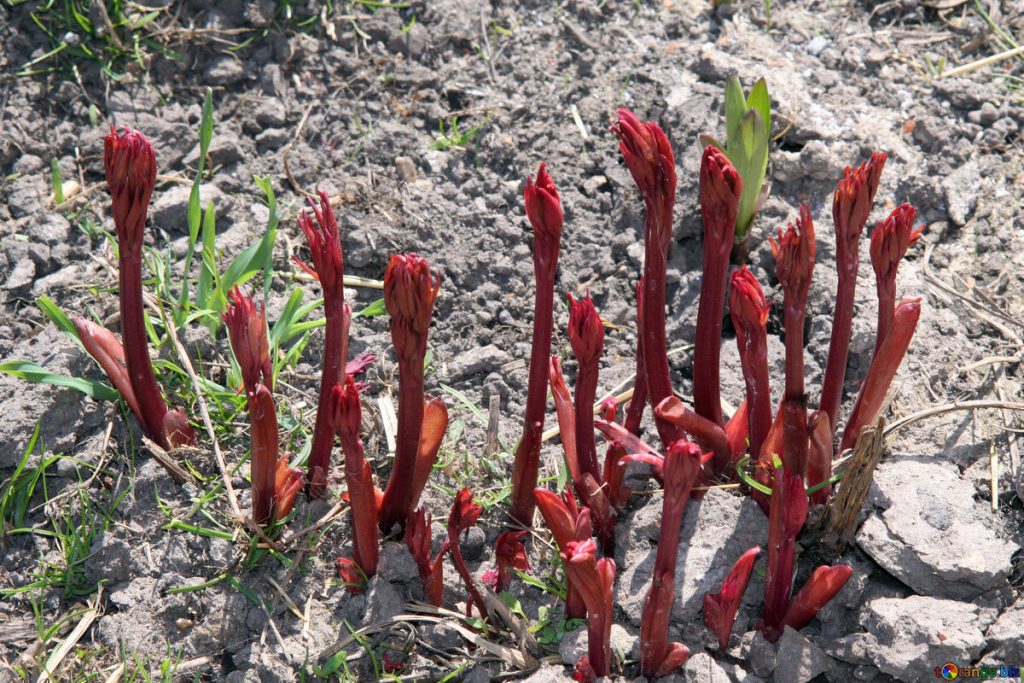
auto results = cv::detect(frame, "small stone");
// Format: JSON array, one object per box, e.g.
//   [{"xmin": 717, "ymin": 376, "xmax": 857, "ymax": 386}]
[
  {"xmin": 28, "ymin": 214, "xmax": 71, "ymax": 246},
  {"xmin": 421, "ymin": 622, "xmax": 463, "ymax": 650},
  {"xmin": 942, "ymin": 161, "xmax": 980, "ymax": 227},
  {"xmin": 806, "ymin": 36, "xmax": 828, "ymax": 56},
  {"xmin": 747, "ymin": 633, "xmax": 777, "ymax": 678},
  {"xmin": 254, "ymin": 98, "xmax": 287, "ymax": 127},
  {"xmin": 244, "ymin": 0, "xmax": 275, "ymax": 28},
  {"xmin": 363, "ymin": 576, "xmax": 404, "ymax": 623},
  {"xmin": 254, "ymin": 128, "xmax": 290, "ymax": 149},
  {"xmin": 204, "ymin": 56, "xmax": 245, "ymax": 85},
  {"xmin": 979, "ymin": 101, "xmax": 1000, "ymax": 125},
  {"xmin": 774, "ymin": 627, "xmax": 833, "ymax": 682},
  {"xmin": 14, "ymin": 154, "xmax": 43, "ymax": 174},
  {"xmin": 5, "ymin": 259, "xmax": 35, "ymax": 294},
  {"xmin": 150, "ymin": 184, "xmax": 228, "ymax": 233},
  {"xmin": 376, "ymin": 541, "xmax": 420, "ymax": 583},
  {"xmin": 261, "ymin": 64, "xmax": 285, "ymax": 96},
  {"xmin": 684, "ymin": 652, "xmax": 731, "ymax": 682},
  {"xmin": 395, "ymin": 156, "xmax": 417, "ymax": 182},
  {"xmin": 444, "ymin": 344, "xmax": 510, "ymax": 382},
  {"xmin": 457, "ymin": 526, "xmax": 486, "ymax": 561}
]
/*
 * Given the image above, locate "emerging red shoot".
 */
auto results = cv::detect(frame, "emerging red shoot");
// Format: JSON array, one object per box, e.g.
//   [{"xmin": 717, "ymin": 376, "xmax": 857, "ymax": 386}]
[
  {"xmin": 448, "ymin": 488, "xmax": 488, "ymax": 619},
  {"xmin": 819, "ymin": 152, "xmax": 886, "ymax": 435},
  {"xmin": 783, "ymin": 564, "xmax": 853, "ymax": 633},
  {"xmin": 562, "ymin": 538, "xmax": 616, "ymax": 678},
  {"xmin": 483, "ymin": 531, "xmax": 530, "ymax": 593},
  {"xmin": 612, "ymin": 109, "xmax": 684, "ymax": 449},
  {"xmin": 510, "ymin": 163, "xmax": 564, "ymax": 527},
  {"xmin": 567, "ymin": 292, "xmax": 605, "ymax": 484},
  {"xmin": 534, "ymin": 487, "xmax": 591, "ymax": 620},
  {"xmin": 729, "ymin": 267, "xmax": 772, "ymax": 460},
  {"xmin": 72, "ymin": 316, "xmax": 142, "ymax": 423},
  {"xmin": 330, "ymin": 376, "xmax": 380, "ymax": 583},
  {"xmin": 694, "ymin": 146, "xmax": 743, "ymax": 433},
  {"xmin": 297, "ymin": 191, "xmax": 348, "ymax": 498},
  {"xmin": 379, "ymin": 254, "xmax": 441, "ymax": 535},
  {"xmin": 840, "ymin": 297, "xmax": 922, "ymax": 451},
  {"xmin": 106, "ymin": 126, "xmax": 194, "ymax": 449},
  {"xmin": 407, "ymin": 508, "xmax": 446, "ymax": 605}
]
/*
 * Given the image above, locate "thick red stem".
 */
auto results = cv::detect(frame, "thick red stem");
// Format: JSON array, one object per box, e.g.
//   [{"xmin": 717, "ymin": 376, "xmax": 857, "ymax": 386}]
[
  {"xmin": 379, "ymin": 360, "xmax": 425, "ymax": 534},
  {"xmin": 693, "ymin": 146, "xmax": 742, "ymax": 430},
  {"xmin": 308, "ymin": 301, "xmax": 349, "ymax": 498},
  {"xmin": 509, "ymin": 272, "xmax": 556, "ymax": 526},
  {"xmin": 248, "ymin": 384, "xmax": 278, "ymax": 526},
  {"xmin": 119, "ymin": 255, "xmax": 170, "ymax": 448}
]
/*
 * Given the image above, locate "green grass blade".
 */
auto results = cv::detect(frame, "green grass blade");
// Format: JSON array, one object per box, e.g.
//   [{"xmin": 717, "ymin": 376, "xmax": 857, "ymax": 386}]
[
  {"xmin": 37, "ymin": 295, "xmax": 80, "ymax": 345},
  {"xmin": 0, "ymin": 361, "xmax": 118, "ymax": 401},
  {"xmin": 252, "ymin": 175, "xmax": 279, "ymax": 303},
  {"xmin": 197, "ymin": 199, "xmax": 218, "ymax": 314},
  {"xmin": 50, "ymin": 159, "xmax": 64, "ymax": 205}
]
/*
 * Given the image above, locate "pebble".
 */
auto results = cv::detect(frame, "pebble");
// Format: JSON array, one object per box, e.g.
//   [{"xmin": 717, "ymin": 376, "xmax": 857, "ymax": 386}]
[
  {"xmin": 807, "ymin": 35, "xmax": 829, "ymax": 56},
  {"xmin": 395, "ymin": 156, "xmax": 417, "ymax": 182}
]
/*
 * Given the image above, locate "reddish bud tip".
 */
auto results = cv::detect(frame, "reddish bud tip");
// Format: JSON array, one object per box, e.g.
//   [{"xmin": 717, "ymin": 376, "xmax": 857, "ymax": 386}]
[
  {"xmin": 448, "ymin": 487, "xmax": 482, "ymax": 536},
  {"xmin": 296, "ymin": 190, "xmax": 343, "ymax": 293},
  {"xmin": 384, "ymin": 253, "xmax": 441, "ymax": 363},
  {"xmin": 329, "ymin": 375, "xmax": 362, "ymax": 440},
  {"xmin": 104, "ymin": 126, "xmax": 157, "ymax": 250},
  {"xmin": 567, "ymin": 292, "xmax": 604, "ymax": 366},
  {"xmin": 833, "ymin": 151, "xmax": 886, "ymax": 249},
  {"xmin": 870, "ymin": 203, "xmax": 923, "ymax": 284},
  {"xmin": 491, "ymin": 530, "xmax": 530, "ymax": 592},
  {"xmin": 224, "ymin": 286, "xmax": 272, "ymax": 395},
  {"xmin": 730, "ymin": 266, "xmax": 769, "ymax": 331},
  {"xmin": 704, "ymin": 546, "xmax": 761, "ymax": 650},
  {"xmin": 699, "ymin": 145, "xmax": 744, "ymax": 242},
  {"xmin": 771, "ymin": 204, "xmax": 816, "ymax": 297},
  {"xmin": 524, "ymin": 163, "xmax": 563, "ymax": 240},
  {"xmin": 612, "ymin": 108, "xmax": 677, "ymax": 203},
  {"xmin": 599, "ymin": 396, "xmax": 618, "ymax": 422}
]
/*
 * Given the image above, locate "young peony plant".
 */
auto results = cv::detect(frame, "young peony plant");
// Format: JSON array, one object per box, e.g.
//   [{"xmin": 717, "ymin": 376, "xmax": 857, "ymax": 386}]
[
  {"xmin": 509, "ymin": 164, "xmax": 564, "ymax": 527},
  {"xmin": 224, "ymin": 287, "xmax": 301, "ymax": 527},
  {"xmin": 93, "ymin": 127, "xmax": 194, "ymax": 450}
]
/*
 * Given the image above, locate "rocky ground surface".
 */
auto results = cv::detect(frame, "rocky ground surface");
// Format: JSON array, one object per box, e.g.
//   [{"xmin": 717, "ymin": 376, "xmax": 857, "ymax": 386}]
[{"xmin": 2, "ymin": 0, "xmax": 1024, "ymax": 681}]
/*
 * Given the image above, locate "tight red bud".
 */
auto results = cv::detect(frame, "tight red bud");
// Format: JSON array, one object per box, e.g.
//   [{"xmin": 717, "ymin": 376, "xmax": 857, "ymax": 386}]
[
  {"xmin": 567, "ymin": 293, "xmax": 604, "ymax": 366},
  {"xmin": 524, "ymin": 163, "xmax": 563, "ymax": 250},
  {"xmin": 105, "ymin": 126, "xmax": 157, "ymax": 254},
  {"xmin": 224, "ymin": 286, "xmax": 273, "ymax": 395}
]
